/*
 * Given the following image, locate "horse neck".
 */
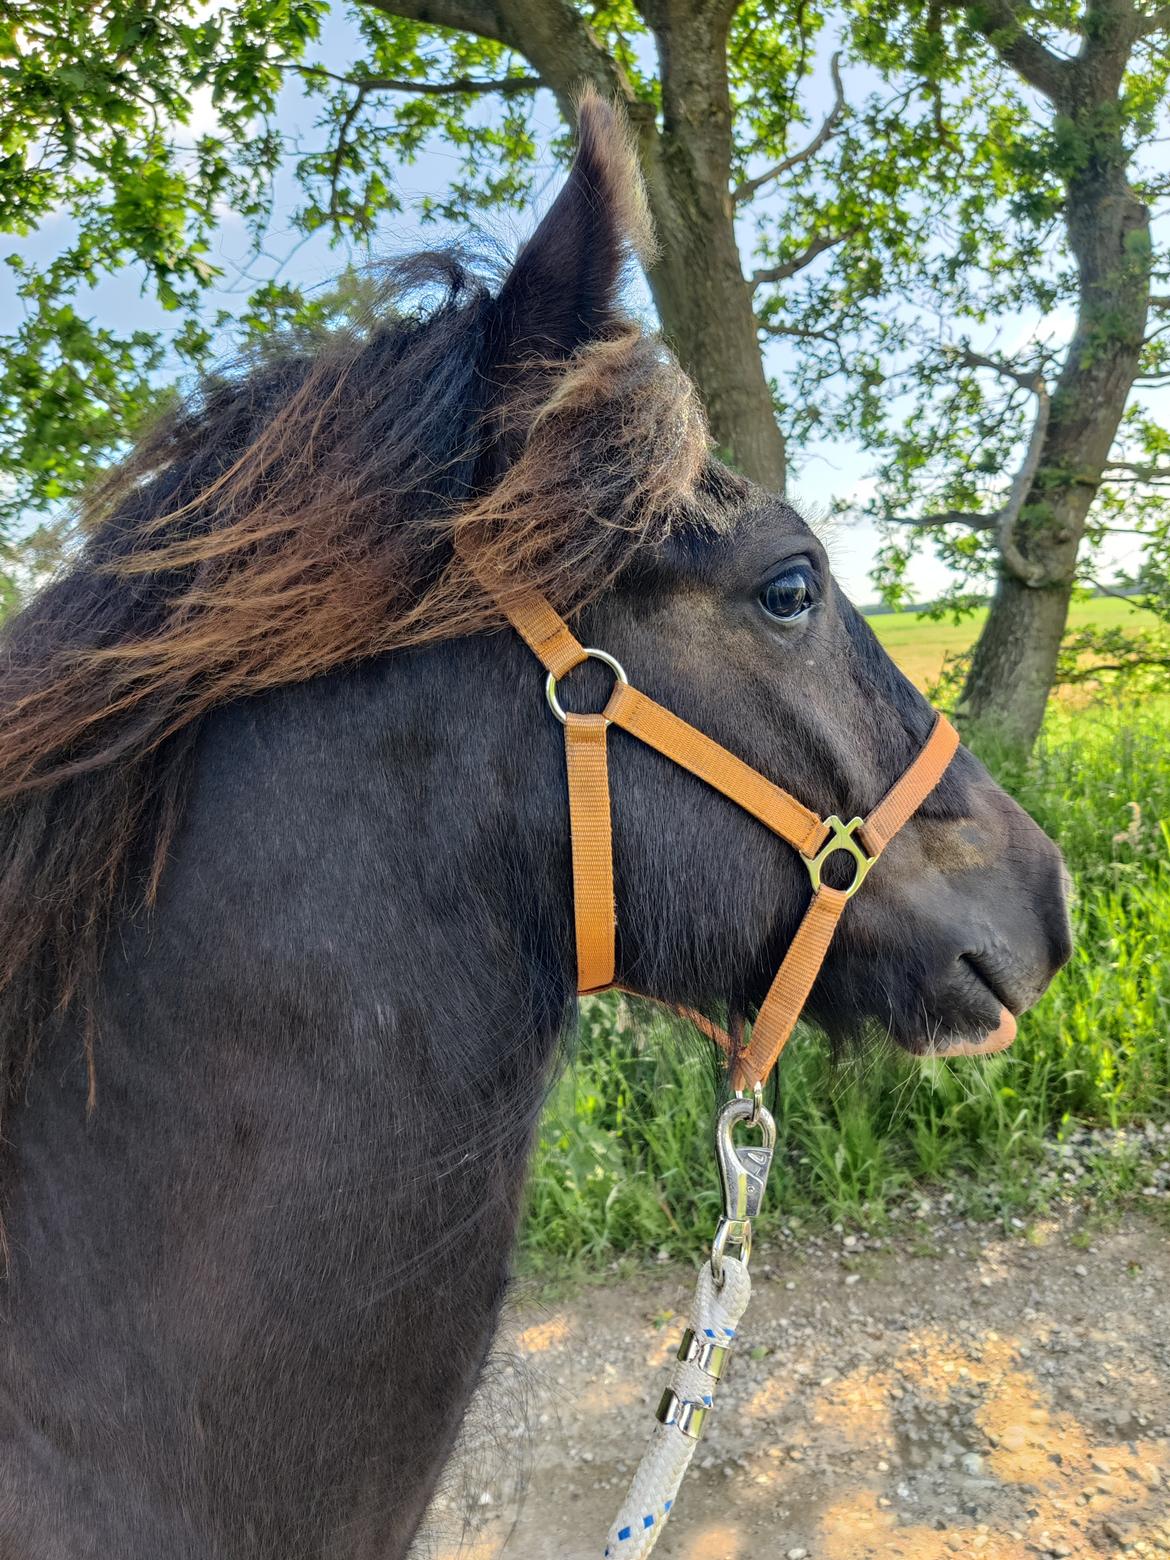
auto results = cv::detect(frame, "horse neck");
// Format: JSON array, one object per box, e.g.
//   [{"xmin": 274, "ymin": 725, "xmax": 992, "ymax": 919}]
[{"xmin": 0, "ymin": 637, "xmax": 575, "ymax": 1560}]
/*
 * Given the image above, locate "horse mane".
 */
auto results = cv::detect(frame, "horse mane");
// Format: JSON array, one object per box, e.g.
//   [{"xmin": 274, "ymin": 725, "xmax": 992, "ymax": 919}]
[{"xmin": 0, "ymin": 246, "xmax": 721, "ymax": 1123}]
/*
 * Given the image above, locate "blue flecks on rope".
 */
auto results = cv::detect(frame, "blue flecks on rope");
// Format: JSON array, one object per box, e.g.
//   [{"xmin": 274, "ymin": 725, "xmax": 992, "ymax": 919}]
[{"xmin": 605, "ymin": 1498, "xmax": 674, "ymax": 1551}]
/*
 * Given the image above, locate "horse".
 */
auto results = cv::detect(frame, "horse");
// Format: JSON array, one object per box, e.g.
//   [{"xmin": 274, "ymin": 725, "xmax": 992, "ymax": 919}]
[{"xmin": 0, "ymin": 94, "xmax": 1070, "ymax": 1559}]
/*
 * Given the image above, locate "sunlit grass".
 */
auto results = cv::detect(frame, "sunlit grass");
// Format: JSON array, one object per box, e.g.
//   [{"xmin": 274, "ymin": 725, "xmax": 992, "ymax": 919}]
[{"xmin": 865, "ymin": 595, "xmax": 1154, "ymax": 691}]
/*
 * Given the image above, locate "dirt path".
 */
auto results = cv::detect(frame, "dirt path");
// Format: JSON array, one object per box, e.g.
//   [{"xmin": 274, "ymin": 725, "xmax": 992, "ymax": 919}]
[{"xmin": 417, "ymin": 1210, "xmax": 1170, "ymax": 1559}]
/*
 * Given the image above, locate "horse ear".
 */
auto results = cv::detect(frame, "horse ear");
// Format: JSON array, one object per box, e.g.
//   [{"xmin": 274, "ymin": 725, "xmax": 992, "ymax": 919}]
[{"xmin": 493, "ymin": 88, "xmax": 655, "ymax": 367}]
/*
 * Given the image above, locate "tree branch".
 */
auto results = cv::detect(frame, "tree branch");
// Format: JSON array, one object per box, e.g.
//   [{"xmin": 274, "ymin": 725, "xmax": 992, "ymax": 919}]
[
  {"xmin": 356, "ymin": 0, "xmax": 508, "ymax": 43},
  {"xmin": 887, "ymin": 510, "xmax": 999, "ymax": 530},
  {"xmin": 759, "ymin": 318, "xmax": 850, "ymax": 372},
  {"xmin": 889, "ymin": 355, "xmax": 1054, "ymax": 584},
  {"xmin": 733, "ymin": 53, "xmax": 845, "ymax": 204},
  {"xmin": 960, "ymin": 0, "xmax": 1071, "ymax": 103},
  {"xmin": 360, "ymin": 0, "xmax": 650, "ymax": 130},
  {"xmin": 949, "ymin": 345, "xmax": 1048, "ymax": 394},
  {"xmin": 750, "ymin": 228, "xmax": 853, "ymax": 289},
  {"xmin": 997, "ymin": 374, "xmax": 1052, "ymax": 585},
  {"xmin": 308, "ymin": 61, "xmax": 544, "ymax": 218},
  {"xmin": 1136, "ymin": 5, "xmax": 1170, "ymax": 37},
  {"xmin": 299, "ymin": 65, "xmax": 541, "ymax": 97},
  {"xmin": 1104, "ymin": 458, "xmax": 1170, "ymax": 481}
]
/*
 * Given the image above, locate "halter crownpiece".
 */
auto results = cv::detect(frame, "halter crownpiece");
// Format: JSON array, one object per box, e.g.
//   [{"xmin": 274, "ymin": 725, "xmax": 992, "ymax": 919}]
[{"xmin": 478, "ymin": 571, "xmax": 960, "ymax": 1092}]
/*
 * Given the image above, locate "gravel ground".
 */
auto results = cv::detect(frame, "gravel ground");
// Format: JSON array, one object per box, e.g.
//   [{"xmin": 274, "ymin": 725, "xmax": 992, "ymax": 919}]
[{"xmin": 417, "ymin": 1207, "xmax": 1170, "ymax": 1560}]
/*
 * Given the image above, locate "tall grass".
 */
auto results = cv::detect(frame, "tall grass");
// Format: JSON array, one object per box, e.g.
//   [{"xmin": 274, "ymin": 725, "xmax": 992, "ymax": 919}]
[{"xmin": 522, "ymin": 695, "xmax": 1170, "ymax": 1266}]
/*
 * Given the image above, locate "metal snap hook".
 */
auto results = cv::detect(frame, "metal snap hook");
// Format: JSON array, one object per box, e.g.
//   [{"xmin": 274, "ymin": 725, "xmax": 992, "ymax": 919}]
[{"xmin": 711, "ymin": 1094, "xmax": 776, "ymax": 1286}]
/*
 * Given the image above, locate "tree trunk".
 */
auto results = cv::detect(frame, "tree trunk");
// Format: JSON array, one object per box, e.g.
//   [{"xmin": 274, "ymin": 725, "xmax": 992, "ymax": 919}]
[
  {"xmin": 637, "ymin": 1, "xmax": 786, "ymax": 490},
  {"xmin": 959, "ymin": 577, "xmax": 1075, "ymax": 753},
  {"xmin": 647, "ymin": 200, "xmax": 786, "ymax": 491},
  {"xmin": 960, "ymin": 51, "xmax": 1151, "ymax": 754}
]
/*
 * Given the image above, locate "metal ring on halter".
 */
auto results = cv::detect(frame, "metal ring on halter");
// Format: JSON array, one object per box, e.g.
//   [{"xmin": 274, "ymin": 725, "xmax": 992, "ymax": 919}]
[{"xmin": 545, "ymin": 649, "xmax": 628, "ymax": 724}]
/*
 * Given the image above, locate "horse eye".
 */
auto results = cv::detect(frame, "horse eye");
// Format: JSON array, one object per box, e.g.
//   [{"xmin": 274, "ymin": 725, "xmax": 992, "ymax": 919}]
[{"xmin": 760, "ymin": 565, "xmax": 815, "ymax": 623}]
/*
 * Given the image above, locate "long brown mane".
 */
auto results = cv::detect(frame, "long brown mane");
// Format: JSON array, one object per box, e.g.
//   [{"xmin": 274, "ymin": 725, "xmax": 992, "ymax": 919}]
[{"xmin": 0, "ymin": 244, "xmax": 718, "ymax": 1123}]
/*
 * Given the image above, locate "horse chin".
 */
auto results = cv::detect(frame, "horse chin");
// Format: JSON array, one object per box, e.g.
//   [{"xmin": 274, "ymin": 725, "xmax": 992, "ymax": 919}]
[
  {"xmin": 883, "ymin": 945, "xmax": 1027, "ymax": 1060},
  {"xmin": 925, "ymin": 1007, "xmax": 1018, "ymax": 1057},
  {"xmin": 893, "ymin": 1003, "xmax": 1018, "ymax": 1060}
]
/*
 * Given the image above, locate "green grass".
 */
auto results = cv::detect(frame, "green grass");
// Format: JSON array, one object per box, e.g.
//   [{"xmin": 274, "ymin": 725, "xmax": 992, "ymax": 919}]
[{"xmin": 521, "ymin": 672, "xmax": 1170, "ymax": 1270}]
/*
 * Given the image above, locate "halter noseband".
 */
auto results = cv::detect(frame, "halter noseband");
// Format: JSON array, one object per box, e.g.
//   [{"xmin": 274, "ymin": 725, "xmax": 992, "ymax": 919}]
[{"xmin": 479, "ymin": 574, "xmax": 959, "ymax": 1092}]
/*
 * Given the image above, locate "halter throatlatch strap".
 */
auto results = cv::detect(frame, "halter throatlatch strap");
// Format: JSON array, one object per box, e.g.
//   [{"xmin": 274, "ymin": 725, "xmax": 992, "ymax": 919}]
[{"xmin": 472, "ymin": 567, "xmax": 958, "ymax": 1092}]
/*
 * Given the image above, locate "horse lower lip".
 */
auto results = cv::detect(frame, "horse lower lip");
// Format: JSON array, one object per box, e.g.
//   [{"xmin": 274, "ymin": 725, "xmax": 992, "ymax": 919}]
[
  {"xmin": 930, "ymin": 1007, "xmax": 1018, "ymax": 1057},
  {"xmin": 925, "ymin": 957, "xmax": 1020, "ymax": 1057}
]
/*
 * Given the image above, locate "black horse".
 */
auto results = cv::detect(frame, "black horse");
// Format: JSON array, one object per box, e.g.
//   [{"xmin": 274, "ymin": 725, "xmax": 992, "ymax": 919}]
[{"xmin": 0, "ymin": 96, "xmax": 1069, "ymax": 1558}]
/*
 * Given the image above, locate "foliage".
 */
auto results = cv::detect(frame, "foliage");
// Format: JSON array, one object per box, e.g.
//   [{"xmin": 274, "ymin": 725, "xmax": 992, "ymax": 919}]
[
  {"xmin": 0, "ymin": 0, "xmax": 1047, "ymax": 530},
  {"xmin": 824, "ymin": 0, "xmax": 1170, "ymax": 681},
  {"xmin": 523, "ymin": 635, "xmax": 1170, "ymax": 1267}
]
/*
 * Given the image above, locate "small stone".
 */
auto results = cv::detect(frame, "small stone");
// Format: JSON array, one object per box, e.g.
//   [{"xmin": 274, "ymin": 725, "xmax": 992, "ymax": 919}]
[{"xmin": 786, "ymin": 1549, "xmax": 809, "ymax": 1559}]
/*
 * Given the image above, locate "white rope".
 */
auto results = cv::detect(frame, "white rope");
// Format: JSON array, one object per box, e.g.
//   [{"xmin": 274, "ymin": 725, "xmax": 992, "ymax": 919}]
[{"xmin": 602, "ymin": 1256, "xmax": 752, "ymax": 1558}]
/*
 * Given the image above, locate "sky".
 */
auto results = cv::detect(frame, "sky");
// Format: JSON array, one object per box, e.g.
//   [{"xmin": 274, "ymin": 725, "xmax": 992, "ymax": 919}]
[{"xmin": 4, "ymin": 6, "xmax": 1163, "ymax": 605}]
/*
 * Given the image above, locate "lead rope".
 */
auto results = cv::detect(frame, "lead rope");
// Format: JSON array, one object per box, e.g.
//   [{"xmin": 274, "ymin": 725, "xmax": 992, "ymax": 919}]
[{"xmin": 603, "ymin": 1095, "xmax": 774, "ymax": 1556}]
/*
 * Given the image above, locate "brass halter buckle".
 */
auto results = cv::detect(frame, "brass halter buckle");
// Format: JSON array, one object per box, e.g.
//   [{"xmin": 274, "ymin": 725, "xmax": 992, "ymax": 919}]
[{"xmin": 802, "ymin": 815, "xmax": 878, "ymax": 899}]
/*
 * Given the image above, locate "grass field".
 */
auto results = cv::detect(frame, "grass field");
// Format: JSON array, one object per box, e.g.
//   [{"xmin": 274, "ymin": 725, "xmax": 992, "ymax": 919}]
[
  {"xmin": 866, "ymin": 594, "xmax": 1151, "ymax": 690},
  {"xmin": 521, "ymin": 606, "xmax": 1170, "ymax": 1269}
]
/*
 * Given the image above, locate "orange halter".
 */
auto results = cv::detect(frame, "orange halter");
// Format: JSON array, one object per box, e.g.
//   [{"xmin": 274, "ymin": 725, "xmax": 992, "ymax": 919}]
[{"xmin": 478, "ymin": 575, "xmax": 959, "ymax": 1092}]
